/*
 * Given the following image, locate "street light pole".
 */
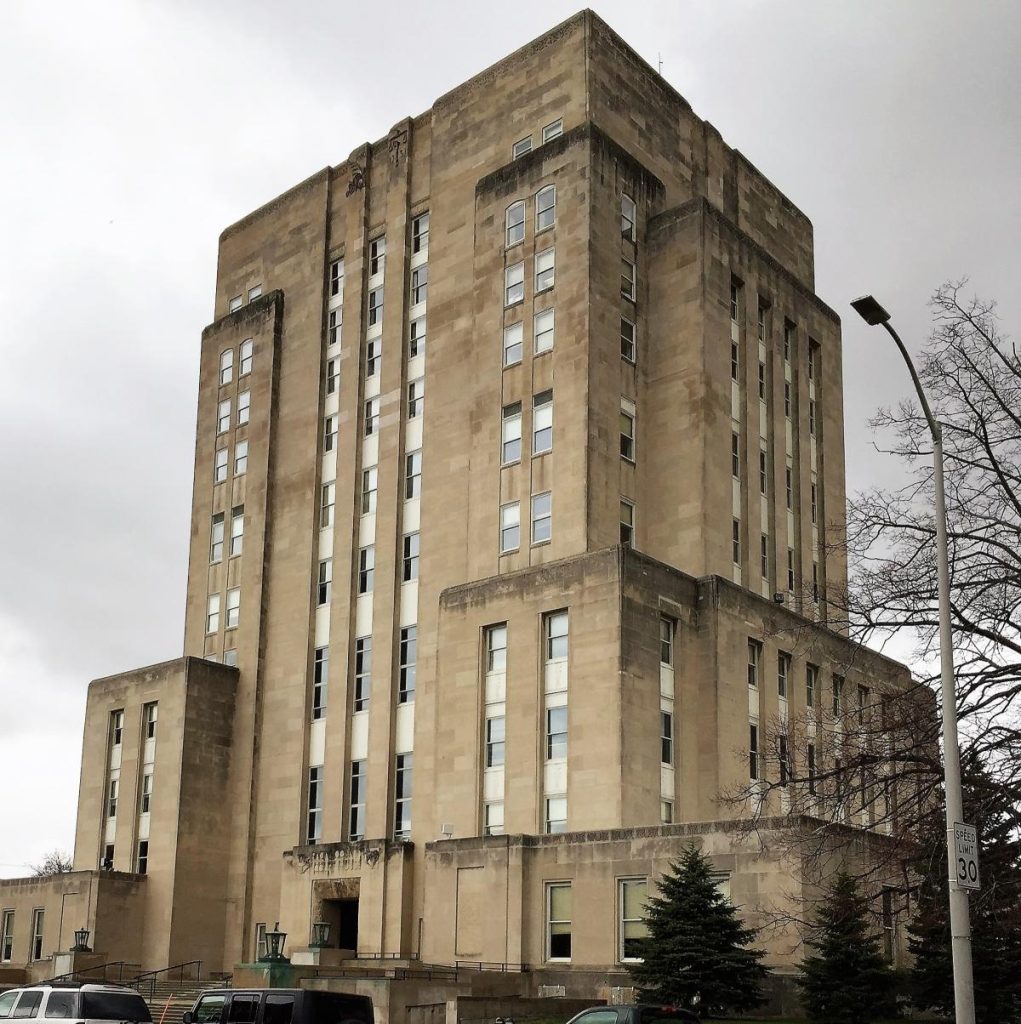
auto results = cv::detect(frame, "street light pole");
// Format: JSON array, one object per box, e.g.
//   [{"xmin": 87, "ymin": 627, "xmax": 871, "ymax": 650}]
[{"xmin": 851, "ymin": 295, "xmax": 975, "ymax": 1024}]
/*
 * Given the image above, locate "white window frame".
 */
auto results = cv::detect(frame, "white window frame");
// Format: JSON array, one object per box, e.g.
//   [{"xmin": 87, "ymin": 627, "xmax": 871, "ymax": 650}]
[
  {"xmin": 214, "ymin": 447, "xmax": 228, "ymax": 483},
  {"xmin": 234, "ymin": 440, "xmax": 249, "ymax": 476},
  {"xmin": 534, "ymin": 308, "xmax": 554, "ymax": 354},
  {"xmin": 239, "ymin": 338, "xmax": 253, "ymax": 376},
  {"xmin": 358, "ymin": 545, "xmax": 375, "ymax": 594},
  {"xmin": 219, "ymin": 349, "xmax": 233, "ymax": 385},
  {"xmin": 369, "ymin": 236, "xmax": 386, "ymax": 276},
  {"xmin": 321, "ymin": 481, "xmax": 336, "ymax": 528},
  {"xmin": 542, "ymin": 119, "xmax": 563, "ymax": 143},
  {"xmin": 225, "ymin": 587, "xmax": 240, "ymax": 629},
  {"xmin": 210, "ymin": 513, "xmax": 225, "ymax": 563},
  {"xmin": 532, "ymin": 390, "xmax": 553, "ymax": 454},
  {"xmin": 512, "ymin": 136, "xmax": 532, "ymax": 159},
  {"xmin": 237, "ymin": 390, "xmax": 250, "ymax": 426},
  {"xmin": 620, "ymin": 316, "xmax": 636, "ymax": 363},
  {"xmin": 621, "ymin": 193, "xmax": 636, "ymax": 241},
  {"xmin": 405, "ymin": 451, "xmax": 422, "ymax": 500},
  {"xmin": 505, "ymin": 262, "xmax": 524, "ymax": 306},
  {"xmin": 619, "ymin": 877, "xmax": 649, "ymax": 964},
  {"xmin": 620, "ymin": 498, "xmax": 634, "ymax": 545},
  {"xmin": 621, "ymin": 257, "xmax": 636, "ymax": 300},
  {"xmin": 499, "ymin": 502, "xmax": 520, "ymax": 553},
  {"xmin": 620, "ymin": 400, "xmax": 635, "ymax": 462},
  {"xmin": 410, "ymin": 316, "xmax": 426, "ymax": 357},
  {"xmin": 545, "ymin": 882, "xmax": 572, "ymax": 961},
  {"xmin": 531, "ymin": 491, "xmax": 552, "ymax": 545},
  {"xmin": 506, "ymin": 201, "xmax": 525, "ymax": 247},
  {"xmin": 535, "ymin": 247, "xmax": 555, "ymax": 292},
  {"xmin": 412, "ymin": 212, "xmax": 429, "ymax": 254},
  {"xmin": 362, "ymin": 466, "xmax": 378, "ymax": 515},
  {"xmin": 217, "ymin": 399, "xmax": 231, "ymax": 435},
  {"xmin": 536, "ymin": 185, "xmax": 556, "ymax": 231},
  {"xmin": 501, "ymin": 403, "xmax": 522, "ymax": 464},
  {"xmin": 408, "ymin": 378, "xmax": 425, "ymax": 418},
  {"xmin": 503, "ymin": 321, "xmax": 523, "ymax": 366},
  {"xmin": 206, "ymin": 594, "xmax": 221, "ymax": 634},
  {"xmin": 364, "ymin": 397, "xmax": 380, "ymax": 437},
  {"xmin": 354, "ymin": 637, "xmax": 372, "ymax": 712}
]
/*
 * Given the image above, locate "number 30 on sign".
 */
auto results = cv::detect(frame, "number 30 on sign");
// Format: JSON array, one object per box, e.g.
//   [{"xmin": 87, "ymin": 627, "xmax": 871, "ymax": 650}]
[{"xmin": 954, "ymin": 822, "xmax": 980, "ymax": 890}]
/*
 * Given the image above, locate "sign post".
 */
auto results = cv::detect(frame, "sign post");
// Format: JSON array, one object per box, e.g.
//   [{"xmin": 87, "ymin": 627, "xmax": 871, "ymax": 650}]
[{"xmin": 953, "ymin": 822, "xmax": 980, "ymax": 891}]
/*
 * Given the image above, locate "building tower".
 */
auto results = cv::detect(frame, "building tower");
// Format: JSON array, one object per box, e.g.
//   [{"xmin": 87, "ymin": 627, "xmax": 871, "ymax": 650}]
[{"xmin": 0, "ymin": 10, "xmax": 913, "ymax": 994}]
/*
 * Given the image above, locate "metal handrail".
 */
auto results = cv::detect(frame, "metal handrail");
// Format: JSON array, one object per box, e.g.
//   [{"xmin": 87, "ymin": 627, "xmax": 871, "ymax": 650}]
[
  {"xmin": 453, "ymin": 961, "xmax": 527, "ymax": 973},
  {"xmin": 129, "ymin": 961, "xmax": 204, "ymax": 1001},
  {"xmin": 49, "ymin": 961, "xmax": 143, "ymax": 985}
]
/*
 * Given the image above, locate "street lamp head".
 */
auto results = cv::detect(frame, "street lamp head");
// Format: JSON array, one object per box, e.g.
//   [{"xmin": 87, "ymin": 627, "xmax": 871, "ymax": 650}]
[{"xmin": 851, "ymin": 294, "xmax": 891, "ymax": 326}]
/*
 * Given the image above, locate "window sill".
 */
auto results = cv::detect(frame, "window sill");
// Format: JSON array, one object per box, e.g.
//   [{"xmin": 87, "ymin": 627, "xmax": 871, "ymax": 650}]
[
  {"xmin": 503, "ymin": 358, "xmax": 523, "ymax": 370},
  {"xmin": 536, "ymin": 284, "xmax": 554, "ymax": 295},
  {"xmin": 532, "ymin": 449, "xmax": 552, "ymax": 459},
  {"xmin": 505, "ymin": 299, "xmax": 524, "ymax": 310},
  {"xmin": 534, "ymin": 347, "xmax": 553, "ymax": 357},
  {"xmin": 621, "ymin": 356, "xmax": 636, "ymax": 366},
  {"xmin": 531, "ymin": 539, "xmax": 552, "ymax": 548},
  {"xmin": 499, "ymin": 548, "xmax": 520, "ymax": 556}
]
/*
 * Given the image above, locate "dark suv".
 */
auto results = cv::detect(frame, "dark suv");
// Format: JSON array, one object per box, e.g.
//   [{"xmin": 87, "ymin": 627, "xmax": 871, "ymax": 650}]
[
  {"xmin": 184, "ymin": 989, "xmax": 372, "ymax": 1024},
  {"xmin": 565, "ymin": 1006, "xmax": 699, "ymax": 1024}
]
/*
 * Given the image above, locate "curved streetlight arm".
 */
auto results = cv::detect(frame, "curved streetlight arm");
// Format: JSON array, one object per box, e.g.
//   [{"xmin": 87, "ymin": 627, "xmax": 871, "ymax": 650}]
[{"xmin": 879, "ymin": 320, "xmax": 942, "ymax": 443}]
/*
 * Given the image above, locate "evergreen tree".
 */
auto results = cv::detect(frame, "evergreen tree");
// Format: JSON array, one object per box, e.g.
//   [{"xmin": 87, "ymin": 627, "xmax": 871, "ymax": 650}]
[
  {"xmin": 797, "ymin": 872, "xmax": 897, "ymax": 1024},
  {"xmin": 909, "ymin": 752, "xmax": 1021, "ymax": 1024},
  {"xmin": 627, "ymin": 844, "xmax": 766, "ymax": 1017}
]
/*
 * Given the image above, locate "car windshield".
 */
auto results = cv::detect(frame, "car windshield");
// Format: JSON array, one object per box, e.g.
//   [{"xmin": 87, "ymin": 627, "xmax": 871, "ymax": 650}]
[{"xmin": 80, "ymin": 993, "xmax": 152, "ymax": 1023}]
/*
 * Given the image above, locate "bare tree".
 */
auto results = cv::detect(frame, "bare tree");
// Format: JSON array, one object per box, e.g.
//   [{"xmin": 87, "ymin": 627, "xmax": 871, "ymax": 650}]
[{"xmin": 31, "ymin": 849, "xmax": 73, "ymax": 876}]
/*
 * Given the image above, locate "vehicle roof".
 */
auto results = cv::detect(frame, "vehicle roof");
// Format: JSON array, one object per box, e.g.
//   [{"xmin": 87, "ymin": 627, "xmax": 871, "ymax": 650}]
[{"xmin": 14, "ymin": 984, "xmax": 141, "ymax": 993}]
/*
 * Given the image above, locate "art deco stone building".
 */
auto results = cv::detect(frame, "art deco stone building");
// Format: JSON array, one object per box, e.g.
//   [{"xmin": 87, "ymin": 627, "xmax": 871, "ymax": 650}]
[{"xmin": 1, "ymin": 9, "xmax": 913, "ymax": 993}]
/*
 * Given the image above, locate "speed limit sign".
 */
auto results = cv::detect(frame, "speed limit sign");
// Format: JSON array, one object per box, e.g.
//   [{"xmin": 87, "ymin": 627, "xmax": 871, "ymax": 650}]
[{"xmin": 953, "ymin": 822, "xmax": 980, "ymax": 890}]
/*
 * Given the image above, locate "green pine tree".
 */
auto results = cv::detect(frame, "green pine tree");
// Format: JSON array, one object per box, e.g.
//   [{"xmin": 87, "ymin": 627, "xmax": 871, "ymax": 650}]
[
  {"xmin": 909, "ymin": 751, "xmax": 1021, "ymax": 1024},
  {"xmin": 797, "ymin": 872, "xmax": 897, "ymax": 1024},
  {"xmin": 627, "ymin": 844, "xmax": 767, "ymax": 1017}
]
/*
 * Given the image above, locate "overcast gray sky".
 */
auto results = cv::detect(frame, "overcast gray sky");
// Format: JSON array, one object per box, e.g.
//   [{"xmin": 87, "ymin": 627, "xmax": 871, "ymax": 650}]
[{"xmin": 1, "ymin": 0, "xmax": 1018, "ymax": 877}]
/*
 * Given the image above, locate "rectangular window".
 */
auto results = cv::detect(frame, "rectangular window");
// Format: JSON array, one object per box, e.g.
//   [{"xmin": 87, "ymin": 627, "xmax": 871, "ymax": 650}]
[
  {"xmin": 219, "ymin": 349, "xmax": 233, "ymax": 384},
  {"xmin": 484, "ymin": 801, "xmax": 504, "ymax": 836},
  {"xmin": 487, "ymin": 624, "xmax": 508, "ymax": 673},
  {"xmin": 535, "ymin": 248, "xmax": 555, "ymax": 291},
  {"xmin": 412, "ymin": 212, "xmax": 429, "ymax": 253},
  {"xmin": 217, "ymin": 398, "xmax": 231, "ymax": 435},
  {"xmin": 402, "ymin": 533, "xmax": 419, "ymax": 582},
  {"xmin": 621, "ymin": 258, "xmax": 636, "ymax": 300},
  {"xmin": 140, "ymin": 771, "xmax": 153, "ymax": 814},
  {"xmin": 31, "ymin": 909, "xmax": 44, "ymax": 961},
  {"xmin": 503, "ymin": 322, "xmax": 523, "ymax": 365},
  {"xmin": 749, "ymin": 722, "xmax": 759, "ymax": 780},
  {"xmin": 317, "ymin": 559, "xmax": 332, "ymax": 605},
  {"xmin": 660, "ymin": 617, "xmax": 674, "ymax": 666},
  {"xmin": 210, "ymin": 513, "xmax": 225, "ymax": 563},
  {"xmin": 546, "ymin": 706, "xmax": 568, "ymax": 760},
  {"xmin": 144, "ymin": 702, "xmax": 158, "ymax": 740},
  {"xmin": 620, "ymin": 401, "xmax": 635, "ymax": 461},
  {"xmin": 757, "ymin": 300, "xmax": 769, "ymax": 342},
  {"xmin": 225, "ymin": 587, "xmax": 240, "ymax": 629},
  {"xmin": 784, "ymin": 381, "xmax": 792, "ymax": 418},
  {"xmin": 858, "ymin": 683, "xmax": 871, "ymax": 723},
  {"xmin": 369, "ymin": 236, "xmax": 386, "ymax": 276},
  {"xmin": 547, "ymin": 883, "xmax": 572, "ymax": 959},
  {"xmin": 328, "ymin": 308, "xmax": 342, "ymax": 347},
  {"xmin": 366, "ymin": 338, "xmax": 381, "ymax": 378},
  {"xmin": 531, "ymin": 491, "xmax": 552, "ymax": 544},
  {"xmin": 534, "ymin": 309, "xmax": 554, "ymax": 354},
  {"xmin": 621, "ymin": 194, "xmax": 636, "ymax": 241},
  {"xmin": 364, "ymin": 397, "xmax": 380, "ymax": 436},
  {"xmin": 206, "ymin": 593, "xmax": 221, "ymax": 634},
  {"xmin": 661, "ymin": 710, "xmax": 673, "ymax": 765},
  {"xmin": 786, "ymin": 466, "xmax": 794, "ymax": 510},
  {"xmin": 485, "ymin": 715, "xmax": 505, "ymax": 767},
  {"xmin": 806, "ymin": 664, "xmax": 818, "ymax": 708},
  {"xmin": 512, "ymin": 136, "xmax": 532, "ymax": 159},
  {"xmin": 620, "ymin": 317, "xmax": 636, "ymax": 363},
  {"xmin": 107, "ymin": 777, "xmax": 119, "ymax": 818},
  {"xmin": 501, "ymin": 402, "xmax": 522, "ymax": 463},
  {"xmin": 1, "ymin": 911, "xmax": 14, "ymax": 963},
  {"xmin": 409, "ymin": 316, "xmax": 426, "ymax": 357},
  {"xmin": 620, "ymin": 878, "xmax": 649, "ymax": 962},
  {"xmin": 230, "ymin": 505, "xmax": 244, "ymax": 556},
  {"xmin": 349, "ymin": 761, "xmax": 366, "ymax": 840},
  {"xmin": 536, "ymin": 185, "xmax": 556, "ymax": 231},
  {"xmin": 788, "ymin": 548, "xmax": 796, "ymax": 591},
  {"xmin": 408, "ymin": 378, "xmax": 425, "ymax": 418},
  {"xmin": 240, "ymin": 338, "xmax": 253, "ymax": 376},
  {"xmin": 760, "ymin": 533, "xmax": 769, "ymax": 578},
  {"xmin": 731, "ymin": 341, "xmax": 739, "ymax": 382},
  {"xmin": 234, "ymin": 440, "xmax": 248, "ymax": 476},
  {"xmin": 505, "ymin": 262, "xmax": 524, "ymax": 306},
  {"xmin": 247, "ymin": 284, "xmax": 262, "ymax": 302},
  {"xmin": 223, "ymin": 648, "xmax": 237, "ymax": 667},
  {"xmin": 731, "ymin": 432, "xmax": 740, "ymax": 477},
  {"xmin": 499, "ymin": 502, "xmax": 520, "ymax": 553},
  {"xmin": 747, "ymin": 639, "xmax": 761, "ymax": 687},
  {"xmin": 354, "ymin": 638, "xmax": 371, "ymax": 711},
  {"xmin": 368, "ymin": 287, "xmax": 384, "ymax": 327},
  {"xmin": 832, "ymin": 674, "xmax": 844, "ymax": 717},
  {"xmin": 329, "ymin": 258, "xmax": 344, "ymax": 298},
  {"xmin": 730, "ymin": 280, "xmax": 740, "ymax": 322},
  {"xmin": 405, "ymin": 451, "xmax": 422, "ymax": 499},
  {"xmin": 532, "ymin": 390, "xmax": 553, "ymax": 454},
  {"xmin": 214, "ymin": 447, "xmax": 228, "ymax": 483},
  {"xmin": 136, "ymin": 839, "xmax": 149, "ymax": 875},
  {"xmin": 545, "ymin": 796, "xmax": 567, "ymax": 835},
  {"xmin": 361, "ymin": 466, "xmax": 378, "ymax": 515},
  {"xmin": 358, "ymin": 546, "xmax": 375, "ymax": 594},
  {"xmin": 237, "ymin": 390, "xmax": 250, "ymax": 425},
  {"xmin": 778, "ymin": 651, "xmax": 791, "ymax": 699},
  {"xmin": 410, "ymin": 265, "xmax": 428, "ymax": 305},
  {"xmin": 312, "ymin": 646, "xmax": 329, "ymax": 720},
  {"xmin": 732, "ymin": 518, "xmax": 741, "ymax": 564},
  {"xmin": 326, "ymin": 357, "xmax": 340, "ymax": 395},
  {"xmin": 394, "ymin": 753, "xmax": 413, "ymax": 839},
  {"xmin": 506, "ymin": 201, "xmax": 525, "ymax": 247},
  {"xmin": 809, "ymin": 398, "xmax": 817, "ymax": 436},
  {"xmin": 813, "ymin": 562, "xmax": 820, "ymax": 603},
  {"xmin": 541, "ymin": 119, "xmax": 563, "ymax": 143},
  {"xmin": 546, "ymin": 610, "xmax": 568, "ymax": 661},
  {"xmin": 811, "ymin": 482, "xmax": 818, "ymax": 524},
  {"xmin": 783, "ymin": 322, "xmax": 793, "ymax": 360},
  {"xmin": 779, "ymin": 734, "xmax": 791, "ymax": 786},
  {"xmin": 759, "ymin": 448, "xmax": 768, "ymax": 493},
  {"xmin": 620, "ymin": 498, "xmax": 634, "ymax": 545},
  {"xmin": 320, "ymin": 482, "xmax": 335, "ymax": 528},
  {"xmin": 758, "ymin": 360, "xmax": 766, "ymax": 400},
  {"xmin": 399, "ymin": 626, "xmax": 417, "ymax": 703},
  {"xmin": 324, "ymin": 414, "xmax": 338, "ymax": 452},
  {"xmin": 661, "ymin": 799, "xmax": 673, "ymax": 824},
  {"xmin": 307, "ymin": 766, "xmax": 323, "ymax": 844}
]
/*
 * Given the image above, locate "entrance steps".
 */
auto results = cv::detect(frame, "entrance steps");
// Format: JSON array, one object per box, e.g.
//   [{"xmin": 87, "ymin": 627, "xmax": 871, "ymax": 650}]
[{"xmin": 143, "ymin": 980, "xmax": 219, "ymax": 1024}]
